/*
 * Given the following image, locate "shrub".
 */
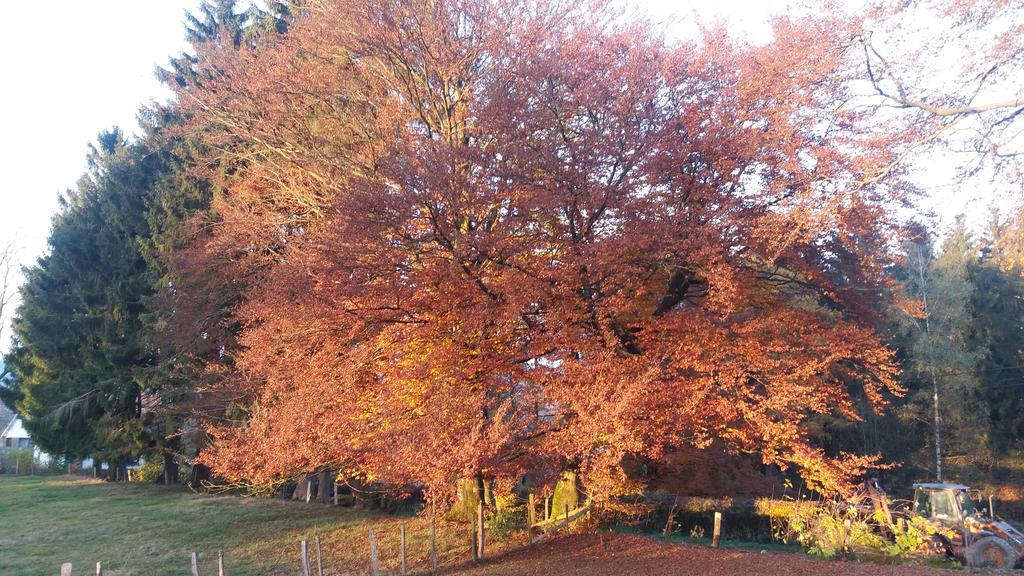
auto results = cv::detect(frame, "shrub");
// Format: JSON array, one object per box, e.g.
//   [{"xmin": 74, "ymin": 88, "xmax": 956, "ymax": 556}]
[
  {"xmin": 681, "ymin": 496, "xmax": 733, "ymax": 513},
  {"xmin": 131, "ymin": 460, "xmax": 165, "ymax": 484},
  {"xmin": 4, "ymin": 449, "xmax": 35, "ymax": 474},
  {"xmin": 487, "ymin": 503, "xmax": 525, "ymax": 541},
  {"xmin": 779, "ymin": 502, "xmax": 952, "ymax": 563},
  {"xmin": 754, "ymin": 497, "xmax": 817, "ymax": 519}
]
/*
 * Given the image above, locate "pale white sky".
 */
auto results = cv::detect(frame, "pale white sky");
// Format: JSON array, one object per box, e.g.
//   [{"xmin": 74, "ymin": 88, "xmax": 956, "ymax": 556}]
[
  {"xmin": 0, "ymin": 2, "xmax": 205, "ymax": 345},
  {"xmin": 0, "ymin": 0, "xmax": 1008, "ymax": 353}
]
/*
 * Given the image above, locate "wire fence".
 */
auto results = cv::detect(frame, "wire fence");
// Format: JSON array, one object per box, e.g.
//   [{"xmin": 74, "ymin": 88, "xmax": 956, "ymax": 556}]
[{"xmin": 53, "ymin": 499, "xmax": 591, "ymax": 576}]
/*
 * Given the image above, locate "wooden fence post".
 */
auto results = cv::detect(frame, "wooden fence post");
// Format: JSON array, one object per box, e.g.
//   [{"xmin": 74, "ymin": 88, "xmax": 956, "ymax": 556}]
[
  {"xmin": 217, "ymin": 550, "xmax": 224, "ymax": 576},
  {"xmin": 430, "ymin": 518, "xmax": 438, "ymax": 573},
  {"xmin": 470, "ymin": 517, "xmax": 478, "ymax": 561},
  {"xmin": 301, "ymin": 540, "xmax": 311, "ymax": 576},
  {"xmin": 315, "ymin": 536, "xmax": 323, "ymax": 576},
  {"xmin": 400, "ymin": 524, "xmax": 407, "ymax": 575},
  {"xmin": 369, "ymin": 529, "xmax": 381, "ymax": 576},
  {"xmin": 333, "ymin": 482, "xmax": 339, "ymax": 506},
  {"xmin": 60, "ymin": 563, "xmax": 72, "ymax": 576},
  {"xmin": 191, "ymin": 552, "xmax": 201, "ymax": 576},
  {"xmin": 476, "ymin": 500, "xmax": 485, "ymax": 560},
  {"xmin": 528, "ymin": 493, "xmax": 536, "ymax": 527},
  {"xmin": 712, "ymin": 512, "xmax": 722, "ymax": 548}
]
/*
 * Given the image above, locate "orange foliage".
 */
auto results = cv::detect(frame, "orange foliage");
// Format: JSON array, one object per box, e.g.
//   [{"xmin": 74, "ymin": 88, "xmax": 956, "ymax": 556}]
[{"xmin": 169, "ymin": 0, "xmax": 915, "ymax": 500}]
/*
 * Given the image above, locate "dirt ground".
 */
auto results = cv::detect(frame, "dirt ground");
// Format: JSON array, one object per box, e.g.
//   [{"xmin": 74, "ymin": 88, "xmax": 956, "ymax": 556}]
[{"xmin": 446, "ymin": 533, "xmax": 964, "ymax": 576}]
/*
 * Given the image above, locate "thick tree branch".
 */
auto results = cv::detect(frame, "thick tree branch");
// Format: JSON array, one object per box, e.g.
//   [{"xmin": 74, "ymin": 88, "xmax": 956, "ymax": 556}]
[{"xmin": 862, "ymin": 34, "xmax": 1024, "ymax": 118}]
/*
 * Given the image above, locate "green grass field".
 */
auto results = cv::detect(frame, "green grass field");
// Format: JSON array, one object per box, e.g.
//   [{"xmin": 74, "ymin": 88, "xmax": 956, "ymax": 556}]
[
  {"xmin": 0, "ymin": 475, "xmax": 968, "ymax": 576},
  {"xmin": 0, "ymin": 475, "xmax": 493, "ymax": 576}
]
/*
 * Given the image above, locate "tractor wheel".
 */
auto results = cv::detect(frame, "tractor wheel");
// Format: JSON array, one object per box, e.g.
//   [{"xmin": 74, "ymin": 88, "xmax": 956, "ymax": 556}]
[{"xmin": 966, "ymin": 536, "xmax": 1019, "ymax": 570}]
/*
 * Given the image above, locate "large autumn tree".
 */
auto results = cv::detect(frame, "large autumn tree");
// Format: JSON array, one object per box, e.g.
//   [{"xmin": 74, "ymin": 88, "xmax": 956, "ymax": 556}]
[{"xmin": 165, "ymin": 0, "xmax": 921, "ymax": 500}]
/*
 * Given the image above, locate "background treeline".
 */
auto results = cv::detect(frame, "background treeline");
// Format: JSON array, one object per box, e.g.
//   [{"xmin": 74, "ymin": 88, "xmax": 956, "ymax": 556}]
[
  {"xmin": 815, "ymin": 219, "xmax": 1024, "ymax": 493},
  {"xmin": 0, "ymin": 0, "xmax": 1022, "ymax": 509}
]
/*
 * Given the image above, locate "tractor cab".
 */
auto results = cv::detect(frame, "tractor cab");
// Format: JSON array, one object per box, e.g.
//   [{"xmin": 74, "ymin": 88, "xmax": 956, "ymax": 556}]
[
  {"xmin": 912, "ymin": 483, "xmax": 975, "ymax": 524},
  {"xmin": 912, "ymin": 482, "xmax": 1024, "ymax": 568}
]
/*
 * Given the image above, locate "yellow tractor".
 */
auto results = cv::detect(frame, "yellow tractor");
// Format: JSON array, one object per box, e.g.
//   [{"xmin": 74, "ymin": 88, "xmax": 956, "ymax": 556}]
[
  {"xmin": 910, "ymin": 483, "xmax": 1024, "ymax": 570},
  {"xmin": 847, "ymin": 480, "xmax": 1024, "ymax": 569}
]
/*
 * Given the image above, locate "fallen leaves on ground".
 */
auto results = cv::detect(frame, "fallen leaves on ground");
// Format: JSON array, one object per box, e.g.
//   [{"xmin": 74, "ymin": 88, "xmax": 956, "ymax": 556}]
[{"xmin": 445, "ymin": 533, "xmax": 960, "ymax": 576}]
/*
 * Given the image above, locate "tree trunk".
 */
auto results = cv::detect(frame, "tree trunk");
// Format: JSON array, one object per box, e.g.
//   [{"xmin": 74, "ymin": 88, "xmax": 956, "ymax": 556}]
[
  {"xmin": 316, "ymin": 470, "xmax": 334, "ymax": 504},
  {"xmin": 475, "ymin": 473, "xmax": 487, "ymax": 510},
  {"xmin": 933, "ymin": 377, "xmax": 943, "ymax": 482},
  {"xmin": 917, "ymin": 252, "xmax": 943, "ymax": 482},
  {"xmin": 191, "ymin": 463, "xmax": 212, "ymax": 487},
  {"xmin": 189, "ymin": 447, "xmax": 212, "ymax": 487},
  {"xmin": 292, "ymin": 474, "xmax": 311, "ymax": 501},
  {"xmin": 163, "ymin": 451, "xmax": 180, "ymax": 485},
  {"xmin": 110, "ymin": 460, "xmax": 127, "ymax": 482}
]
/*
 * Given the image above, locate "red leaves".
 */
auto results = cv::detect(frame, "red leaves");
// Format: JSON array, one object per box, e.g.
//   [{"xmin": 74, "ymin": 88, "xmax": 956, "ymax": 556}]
[{"xmin": 175, "ymin": 0, "xmax": 910, "ymax": 499}]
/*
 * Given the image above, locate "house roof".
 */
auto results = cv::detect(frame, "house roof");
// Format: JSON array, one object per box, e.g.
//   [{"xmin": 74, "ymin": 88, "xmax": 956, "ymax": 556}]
[
  {"xmin": 1, "ymin": 416, "xmax": 29, "ymax": 440},
  {"xmin": 0, "ymin": 404, "xmax": 14, "ymax": 437},
  {"xmin": 0, "ymin": 360, "xmax": 15, "ymax": 435}
]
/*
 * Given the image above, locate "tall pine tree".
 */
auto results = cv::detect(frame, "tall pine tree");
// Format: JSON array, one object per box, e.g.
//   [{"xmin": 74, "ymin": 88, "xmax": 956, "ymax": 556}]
[{"xmin": 4, "ymin": 131, "xmax": 161, "ymax": 476}]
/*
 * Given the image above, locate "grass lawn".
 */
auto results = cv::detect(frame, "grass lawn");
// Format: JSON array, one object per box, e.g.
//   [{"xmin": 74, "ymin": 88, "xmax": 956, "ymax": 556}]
[
  {"xmin": 648, "ymin": 532, "xmax": 800, "ymax": 554},
  {"xmin": 0, "ymin": 476, "xmax": 965, "ymax": 576},
  {"xmin": 0, "ymin": 475, "xmax": 506, "ymax": 576}
]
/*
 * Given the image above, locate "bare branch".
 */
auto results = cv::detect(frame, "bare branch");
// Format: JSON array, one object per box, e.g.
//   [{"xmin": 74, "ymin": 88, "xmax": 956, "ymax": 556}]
[
  {"xmin": 861, "ymin": 34, "xmax": 1024, "ymax": 118},
  {"xmin": 0, "ymin": 239, "xmax": 19, "ymax": 349}
]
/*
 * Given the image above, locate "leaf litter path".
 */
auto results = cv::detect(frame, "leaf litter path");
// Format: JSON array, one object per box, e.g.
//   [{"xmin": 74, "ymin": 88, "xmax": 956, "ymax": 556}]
[{"xmin": 444, "ymin": 534, "xmax": 963, "ymax": 576}]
